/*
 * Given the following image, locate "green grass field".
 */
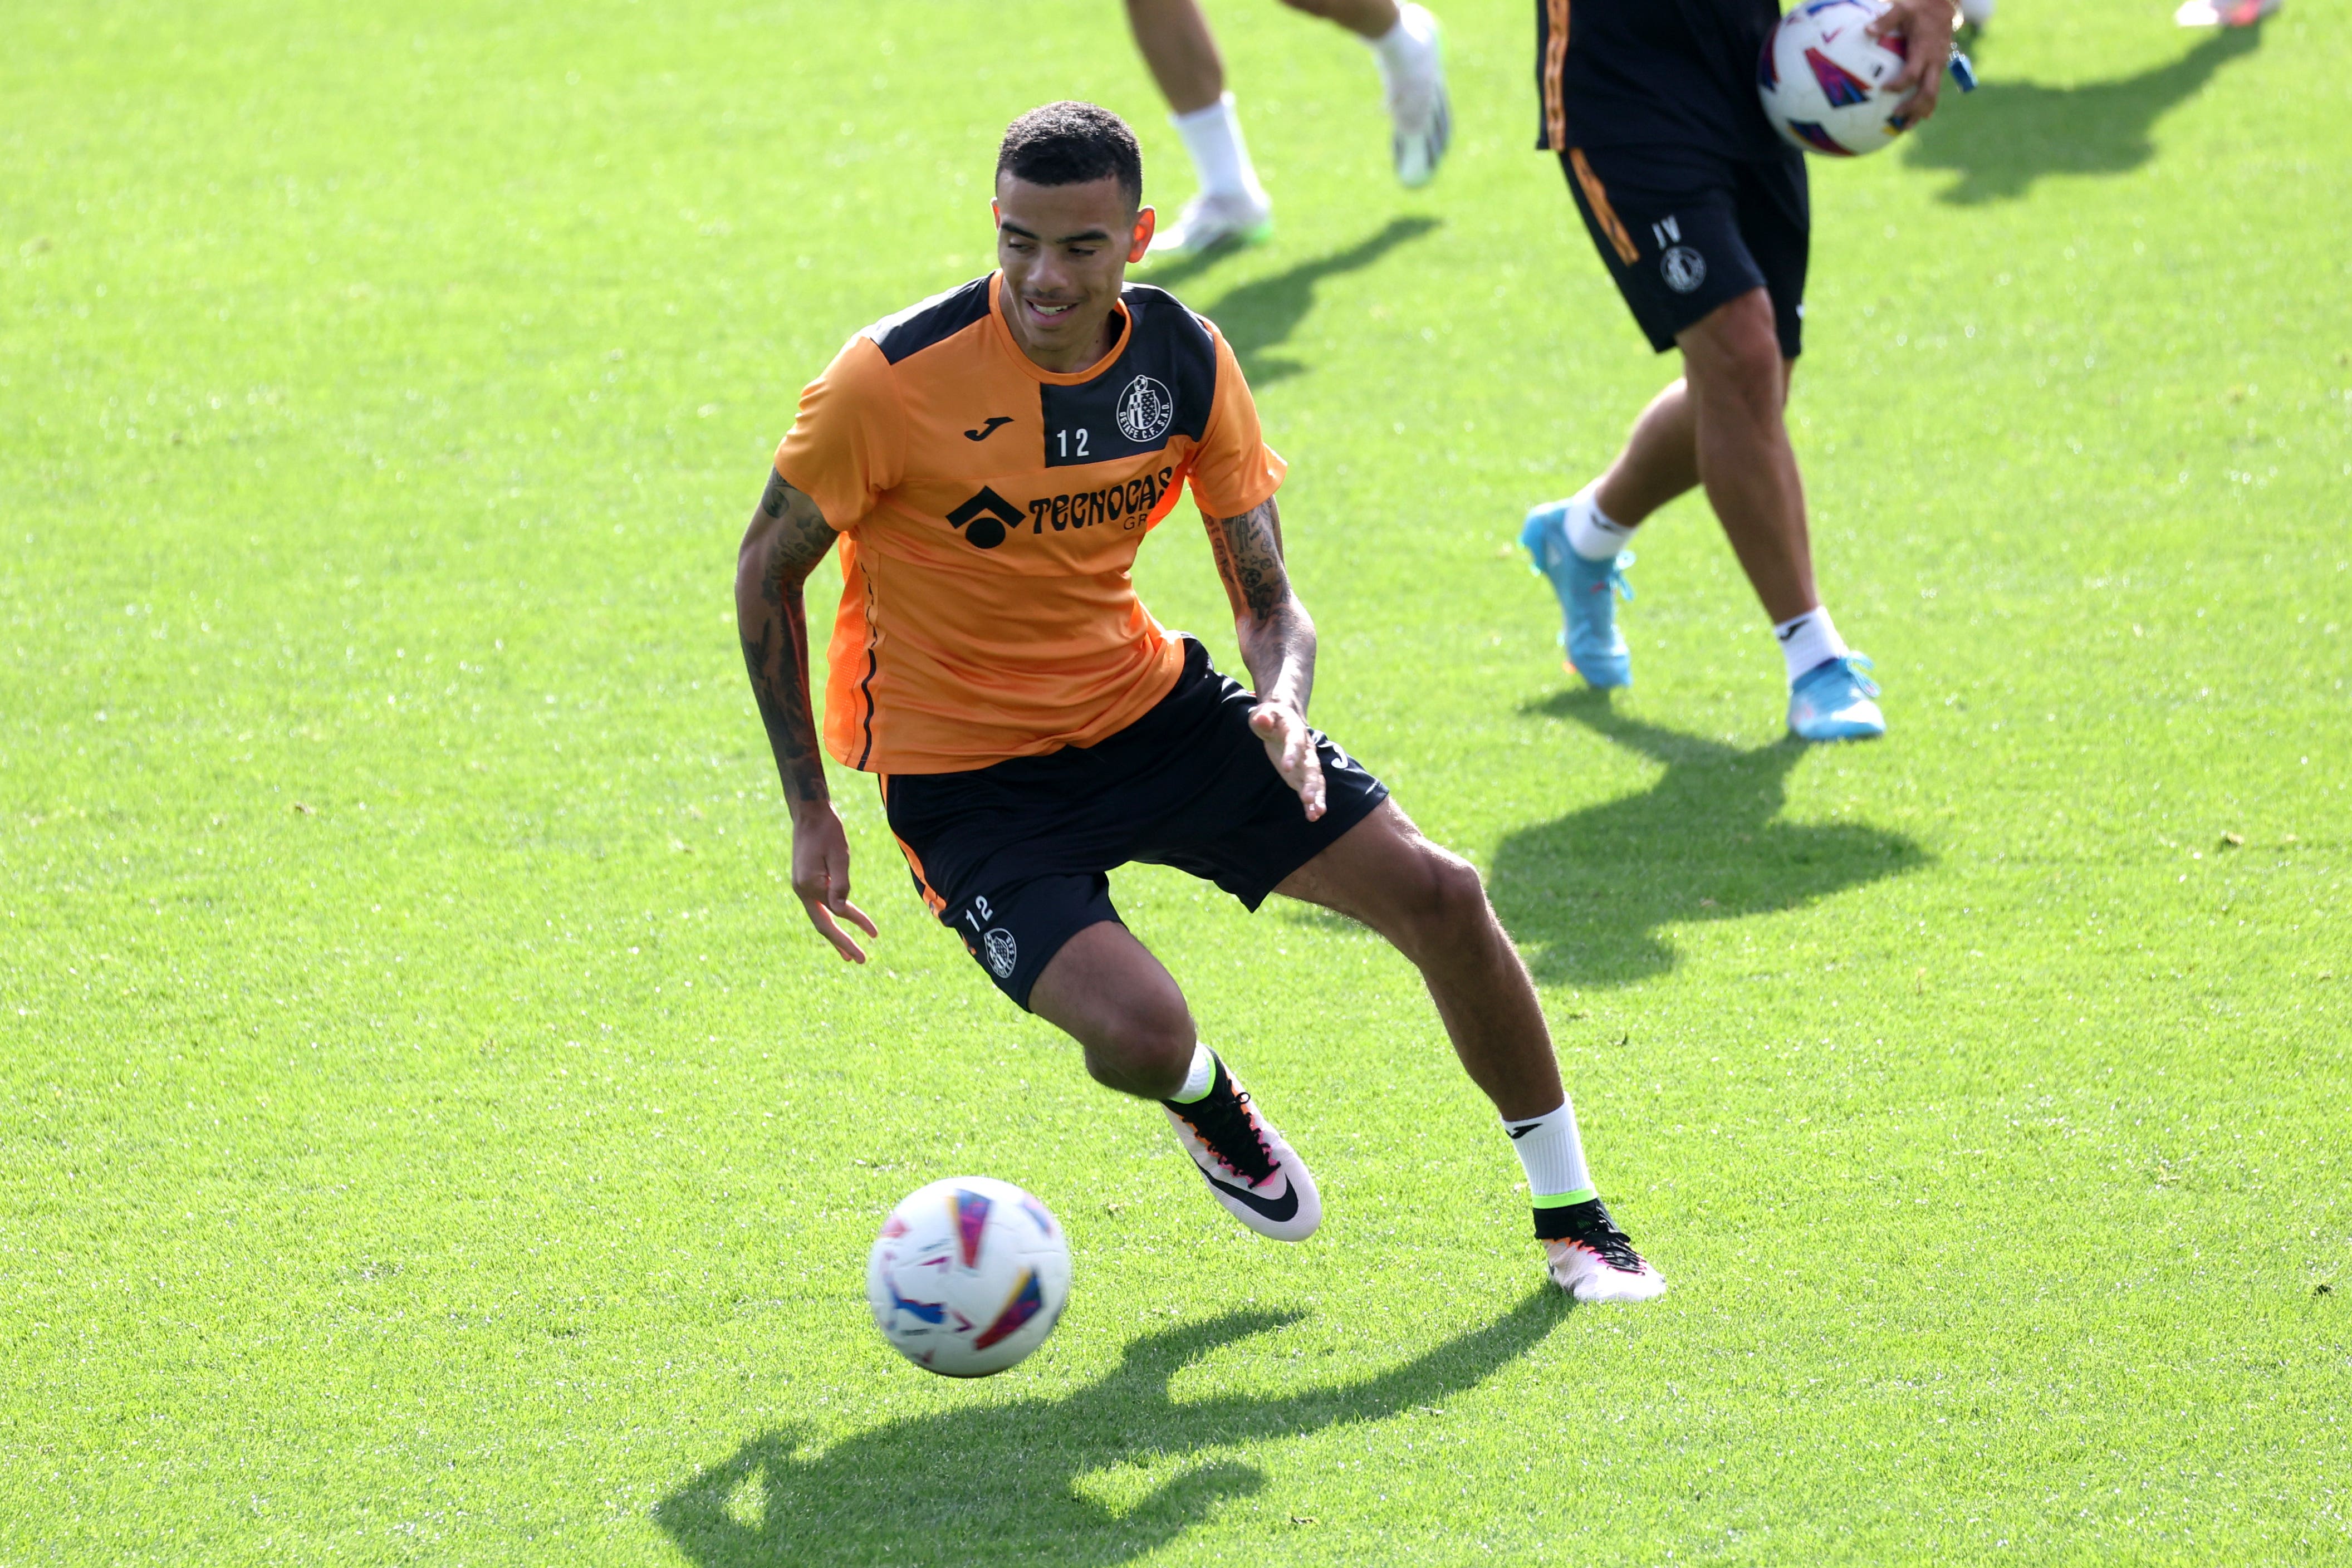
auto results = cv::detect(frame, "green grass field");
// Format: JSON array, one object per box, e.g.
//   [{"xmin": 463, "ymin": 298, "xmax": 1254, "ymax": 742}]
[{"xmin": 4, "ymin": 0, "xmax": 2348, "ymax": 1561}]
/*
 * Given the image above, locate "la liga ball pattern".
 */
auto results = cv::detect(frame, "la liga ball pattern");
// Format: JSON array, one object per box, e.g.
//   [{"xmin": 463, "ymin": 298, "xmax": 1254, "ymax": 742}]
[
  {"xmin": 1758, "ymin": 0, "xmax": 1916, "ymax": 156},
  {"xmin": 866, "ymin": 1176, "xmax": 1074, "ymax": 1377}
]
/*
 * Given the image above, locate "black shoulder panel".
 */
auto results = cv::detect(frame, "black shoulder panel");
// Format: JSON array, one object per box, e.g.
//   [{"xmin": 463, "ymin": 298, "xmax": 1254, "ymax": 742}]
[
  {"xmin": 1035, "ymin": 285, "xmax": 1220, "ymax": 469},
  {"xmin": 861, "ymin": 276, "xmax": 994, "ymax": 365}
]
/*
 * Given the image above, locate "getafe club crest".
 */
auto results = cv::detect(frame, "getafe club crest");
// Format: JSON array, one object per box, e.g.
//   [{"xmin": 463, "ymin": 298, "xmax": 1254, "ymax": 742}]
[
  {"xmin": 1660, "ymin": 246, "xmax": 1707, "ymax": 295},
  {"xmin": 1115, "ymin": 375, "xmax": 1175, "ymax": 444}
]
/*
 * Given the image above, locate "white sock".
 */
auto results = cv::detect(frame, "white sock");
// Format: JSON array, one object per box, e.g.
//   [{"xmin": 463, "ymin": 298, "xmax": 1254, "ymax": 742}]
[
  {"xmin": 1369, "ymin": 6, "xmax": 1433, "ymax": 74},
  {"xmin": 1171, "ymin": 95, "xmax": 1267, "ymax": 206},
  {"xmin": 1167, "ymin": 1041, "xmax": 1217, "ymax": 1104},
  {"xmin": 1566, "ymin": 484, "xmax": 1636, "ymax": 563},
  {"xmin": 1503, "ymin": 1100, "xmax": 1596, "ymax": 1209},
  {"xmin": 1773, "ymin": 605, "xmax": 1850, "ymax": 682}
]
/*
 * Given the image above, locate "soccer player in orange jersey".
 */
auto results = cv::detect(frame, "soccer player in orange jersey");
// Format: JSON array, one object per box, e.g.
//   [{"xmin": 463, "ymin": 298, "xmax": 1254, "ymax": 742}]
[{"xmin": 737, "ymin": 102, "xmax": 1661, "ymax": 1303}]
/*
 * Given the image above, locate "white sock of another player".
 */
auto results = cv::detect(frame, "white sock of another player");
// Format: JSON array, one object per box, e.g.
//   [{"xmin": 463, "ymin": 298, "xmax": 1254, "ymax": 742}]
[
  {"xmin": 1166, "ymin": 1041, "xmax": 1217, "ymax": 1104},
  {"xmin": 1504, "ymin": 1099, "xmax": 1597, "ymax": 1212},
  {"xmin": 1565, "ymin": 483, "xmax": 1637, "ymax": 563},
  {"xmin": 1774, "ymin": 605, "xmax": 1850, "ymax": 682},
  {"xmin": 1171, "ymin": 95, "xmax": 1268, "ymax": 207},
  {"xmin": 1369, "ymin": 4, "xmax": 1437, "ymax": 77}
]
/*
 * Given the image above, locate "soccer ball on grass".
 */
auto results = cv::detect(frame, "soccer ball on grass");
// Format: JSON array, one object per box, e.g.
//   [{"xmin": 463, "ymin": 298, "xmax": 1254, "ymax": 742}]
[
  {"xmin": 1758, "ymin": 0, "xmax": 1921, "ymax": 156},
  {"xmin": 866, "ymin": 1175, "xmax": 1071, "ymax": 1376}
]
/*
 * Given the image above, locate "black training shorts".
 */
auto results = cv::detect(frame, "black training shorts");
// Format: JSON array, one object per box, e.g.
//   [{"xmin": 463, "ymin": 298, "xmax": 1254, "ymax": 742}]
[
  {"xmin": 1560, "ymin": 141, "xmax": 1809, "ymax": 359},
  {"xmin": 880, "ymin": 638, "xmax": 1389, "ymax": 1011}
]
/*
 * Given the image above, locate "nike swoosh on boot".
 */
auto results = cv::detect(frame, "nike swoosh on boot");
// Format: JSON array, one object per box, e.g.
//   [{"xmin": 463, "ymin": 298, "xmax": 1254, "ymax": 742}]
[{"xmin": 1198, "ymin": 1166, "xmax": 1300, "ymax": 1224}]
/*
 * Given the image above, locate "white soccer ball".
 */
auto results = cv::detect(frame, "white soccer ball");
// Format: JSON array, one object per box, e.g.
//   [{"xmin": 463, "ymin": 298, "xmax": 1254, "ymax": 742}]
[
  {"xmin": 865, "ymin": 1175, "xmax": 1071, "ymax": 1377},
  {"xmin": 1758, "ymin": 0, "xmax": 1919, "ymax": 157}
]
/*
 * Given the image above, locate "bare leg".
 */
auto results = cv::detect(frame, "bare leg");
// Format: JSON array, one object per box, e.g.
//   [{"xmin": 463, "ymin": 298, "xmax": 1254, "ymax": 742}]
[
  {"xmin": 1592, "ymin": 378, "xmax": 1700, "ymax": 527},
  {"xmin": 1125, "ymin": 0, "xmax": 1227, "ymax": 114},
  {"xmin": 1277, "ymin": 0, "xmax": 1402, "ymax": 38},
  {"xmin": 1027, "ymin": 919, "xmax": 1198, "ymax": 1099},
  {"xmin": 1127, "ymin": 0, "xmax": 1403, "ymax": 114},
  {"xmin": 1281, "ymin": 803, "xmax": 1667, "ymax": 1296},
  {"xmin": 1275, "ymin": 801, "xmax": 1564, "ymax": 1120},
  {"xmin": 1588, "ymin": 288, "xmax": 1816, "ymax": 623},
  {"xmin": 1681, "ymin": 290, "xmax": 1815, "ymax": 621}
]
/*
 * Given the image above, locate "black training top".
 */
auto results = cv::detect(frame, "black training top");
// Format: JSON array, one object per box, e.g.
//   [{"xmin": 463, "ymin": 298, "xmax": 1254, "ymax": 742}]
[{"xmin": 1536, "ymin": 0, "xmax": 1786, "ymax": 160}]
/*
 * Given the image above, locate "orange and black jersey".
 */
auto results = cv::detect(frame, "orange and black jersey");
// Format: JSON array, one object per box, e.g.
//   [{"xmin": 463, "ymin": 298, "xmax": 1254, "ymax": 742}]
[
  {"xmin": 1536, "ymin": 0, "xmax": 1785, "ymax": 158},
  {"xmin": 775, "ymin": 272, "xmax": 1284, "ymax": 776}
]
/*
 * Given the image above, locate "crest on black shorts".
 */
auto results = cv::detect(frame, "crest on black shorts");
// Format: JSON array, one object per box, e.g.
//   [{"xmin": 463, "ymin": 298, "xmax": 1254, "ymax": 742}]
[
  {"xmin": 1660, "ymin": 246, "xmax": 1707, "ymax": 295},
  {"xmin": 982, "ymin": 928, "xmax": 1018, "ymax": 979},
  {"xmin": 1115, "ymin": 375, "xmax": 1175, "ymax": 444}
]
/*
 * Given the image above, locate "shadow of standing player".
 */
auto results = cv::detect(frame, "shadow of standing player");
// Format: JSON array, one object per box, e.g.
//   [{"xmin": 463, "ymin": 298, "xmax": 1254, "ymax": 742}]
[
  {"xmin": 1903, "ymin": 25, "xmax": 2265, "ymax": 204},
  {"xmin": 1488, "ymin": 691, "xmax": 1928, "ymax": 987},
  {"xmin": 654, "ymin": 1290, "xmax": 1567, "ymax": 1567},
  {"xmin": 1145, "ymin": 214, "xmax": 1442, "ymax": 386}
]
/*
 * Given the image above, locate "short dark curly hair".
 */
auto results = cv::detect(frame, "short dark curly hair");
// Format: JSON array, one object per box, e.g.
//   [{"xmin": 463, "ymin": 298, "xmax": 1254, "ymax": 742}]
[{"xmin": 995, "ymin": 101, "xmax": 1143, "ymax": 209}]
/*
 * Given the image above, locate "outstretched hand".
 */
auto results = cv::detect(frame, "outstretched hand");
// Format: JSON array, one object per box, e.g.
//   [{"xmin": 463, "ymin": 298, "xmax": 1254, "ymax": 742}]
[
  {"xmin": 790, "ymin": 803, "xmax": 879, "ymax": 962},
  {"xmin": 1248, "ymin": 700, "xmax": 1327, "ymax": 822},
  {"xmin": 1869, "ymin": 0, "xmax": 1958, "ymax": 125}
]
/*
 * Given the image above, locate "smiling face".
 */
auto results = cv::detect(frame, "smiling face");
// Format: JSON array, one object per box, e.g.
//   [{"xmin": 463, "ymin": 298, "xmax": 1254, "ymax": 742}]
[{"xmin": 992, "ymin": 173, "xmax": 1155, "ymax": 374}]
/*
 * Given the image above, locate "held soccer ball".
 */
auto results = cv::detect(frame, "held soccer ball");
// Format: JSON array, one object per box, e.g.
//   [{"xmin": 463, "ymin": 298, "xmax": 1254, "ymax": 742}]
[
  {"xmin": 866, "ymin": 1175, "xmax": 1071, "ymax": 1378},
  {"xmin": 1758, "ymin": 0, "xmax": 1917, "ymax": 157}
]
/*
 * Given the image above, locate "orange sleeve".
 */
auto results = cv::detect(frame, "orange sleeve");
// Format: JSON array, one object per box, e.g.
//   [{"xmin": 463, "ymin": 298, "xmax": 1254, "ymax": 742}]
[
  {"xmin": 772, "ymin": 335, "xmax": 905, "ymax": 532},
  {"xmin": 1183, "ymin": 325, "xmax": 1286, "ymax": 520}
]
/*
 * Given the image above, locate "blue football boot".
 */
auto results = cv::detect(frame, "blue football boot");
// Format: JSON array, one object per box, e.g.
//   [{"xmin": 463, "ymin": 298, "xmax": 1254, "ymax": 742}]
[
  {"xmin": 1520, "ymin": 499, "xmax": 1634, "ymax": 688},
  {"xmin": 1787, "ymin": 654, "xmax": 1886, "ymax": 742}
]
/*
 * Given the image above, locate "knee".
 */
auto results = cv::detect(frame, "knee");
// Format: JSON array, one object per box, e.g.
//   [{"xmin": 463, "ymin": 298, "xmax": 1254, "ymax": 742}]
[
  {"xmin": 1392, "ymin": 843, "xmax": 1495, "ymax": 959},
  {"xmin": 1682, "ymin": 292, "xmax": 1784, "ymax": 411},
  {"xmin": 1078, "ymin": 983, "xmax": 1196, "ymax": 1100}
]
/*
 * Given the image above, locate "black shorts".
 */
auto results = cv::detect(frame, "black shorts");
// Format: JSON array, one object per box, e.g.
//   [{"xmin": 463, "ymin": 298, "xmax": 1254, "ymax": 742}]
[
  {"xmin": 1559, "ymin": 141, "xmax": 1809, "ymax": 359},
  {"xmin": 880, "ymin": 638, "xmax": 1389, "ymax": 1010}
]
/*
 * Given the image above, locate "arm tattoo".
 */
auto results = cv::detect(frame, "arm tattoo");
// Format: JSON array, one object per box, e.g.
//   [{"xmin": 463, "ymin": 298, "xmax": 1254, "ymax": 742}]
[
  {"xmin": 1204, "ymin": 498, "xmax": 1289, "ymax": 621},
  {"xmin": 1205, "ymin": 498, "xmax": 1315, "ymax": 717},
  {"xmin": 737, "ymin": 473, "xmax": 839, "ymax": 807},
  {"xmin": 757, "ymin": 467, "xmax": 792, "ymax": 521}
]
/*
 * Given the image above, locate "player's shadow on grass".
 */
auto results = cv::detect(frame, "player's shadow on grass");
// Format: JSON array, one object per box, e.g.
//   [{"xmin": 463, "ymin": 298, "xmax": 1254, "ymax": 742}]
[
  {"xmin": 654, "ymin": 1288, "xmax": 1564, "ymax": 1567},
  {"xmin": 1488, "ymin": 692, "xmax": 1926, "ymax": 986},
  {"xmin": 1148, "ymin": 214, "xmax": 1441, "ymax": 386},
  {"xmin": 1904, "ymin": 25, "xmax": 2263, "ymax": 204}
]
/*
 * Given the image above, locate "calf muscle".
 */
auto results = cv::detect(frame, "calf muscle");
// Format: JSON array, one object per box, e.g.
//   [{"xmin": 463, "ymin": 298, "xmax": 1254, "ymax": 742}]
[{"xmin": 1278, "ymin": 803, "xmax": 1565, "ymax": 1120}]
